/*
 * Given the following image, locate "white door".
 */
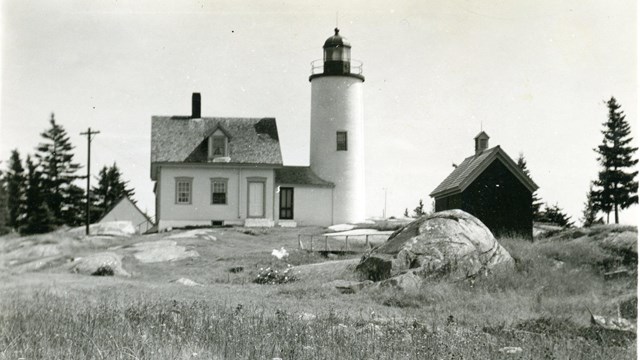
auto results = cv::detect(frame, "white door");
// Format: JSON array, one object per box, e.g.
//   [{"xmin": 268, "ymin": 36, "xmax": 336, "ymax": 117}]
[{"xmin": 248, "ymin": 181, "xmax": 265, "ymax": 218}]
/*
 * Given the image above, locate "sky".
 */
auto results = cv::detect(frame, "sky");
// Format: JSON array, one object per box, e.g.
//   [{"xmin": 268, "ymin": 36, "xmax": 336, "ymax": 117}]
[{"xmin": 1, "ymin": 0, "xmax": 638, "ymax": 225}]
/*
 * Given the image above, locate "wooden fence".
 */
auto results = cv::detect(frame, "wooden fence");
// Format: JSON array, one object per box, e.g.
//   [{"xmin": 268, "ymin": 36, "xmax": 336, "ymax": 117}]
[{"xmin": 297, "ymin": 232, "xmax": 393, "ymax": 253}]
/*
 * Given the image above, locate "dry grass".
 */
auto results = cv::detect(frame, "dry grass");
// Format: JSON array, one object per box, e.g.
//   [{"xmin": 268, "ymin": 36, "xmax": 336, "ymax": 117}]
[{"xmin": 0, "ymin": 225, "xmax": 636, "ymax": 359}]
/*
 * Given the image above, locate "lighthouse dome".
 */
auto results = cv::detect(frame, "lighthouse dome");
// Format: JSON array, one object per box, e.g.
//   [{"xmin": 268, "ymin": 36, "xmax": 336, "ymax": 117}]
[{"xmin": 324, "ymin": 28, "xmax": 351, "ymax": 48}]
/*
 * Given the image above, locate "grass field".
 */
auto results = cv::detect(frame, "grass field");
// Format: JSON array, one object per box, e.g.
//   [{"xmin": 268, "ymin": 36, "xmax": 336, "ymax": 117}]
[{"xmin": 0, "ymin": 224, "xmax": 636, "ymax": 359}]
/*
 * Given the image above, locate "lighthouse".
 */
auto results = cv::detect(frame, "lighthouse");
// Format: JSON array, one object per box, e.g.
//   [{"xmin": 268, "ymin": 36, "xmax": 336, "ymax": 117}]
[{"xmin": 309, "ymin": 28, "xmax": 366, "ymax": 224}]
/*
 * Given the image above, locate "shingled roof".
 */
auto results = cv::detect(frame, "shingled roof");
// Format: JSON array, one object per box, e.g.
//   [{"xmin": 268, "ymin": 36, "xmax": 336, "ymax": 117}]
[
  {"xmin": 151, "ymin": 116, "xmax": 283, "ymax": 176},
  {"xmin": 430, "ymin": 146, "xmax": 538, "ymax": 198},
  {"xmin": 275, "ymin": 166, "xmax": 334, "ymax": 187}
]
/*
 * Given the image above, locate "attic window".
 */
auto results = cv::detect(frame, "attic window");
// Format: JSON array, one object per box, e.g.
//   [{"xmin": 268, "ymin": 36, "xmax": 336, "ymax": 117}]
[{"xmin": 208, "ymin": 132, "xmax": 228, "ymax": 158}]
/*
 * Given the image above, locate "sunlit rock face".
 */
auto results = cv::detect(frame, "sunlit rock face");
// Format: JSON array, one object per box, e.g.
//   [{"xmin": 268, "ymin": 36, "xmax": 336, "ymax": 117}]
[{"xmin": 356, "ymin": 210, "xmax": 514, "ymax": 285}]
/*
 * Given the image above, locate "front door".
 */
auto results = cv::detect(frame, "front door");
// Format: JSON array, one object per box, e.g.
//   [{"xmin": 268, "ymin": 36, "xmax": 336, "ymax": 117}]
[
  {"xmin": 248, "ymin": 181, "xmax": 265, "ymax": 218},
  {"xmin": 279, "ymin": 187, "xmax": 294, "ymax": 219}
]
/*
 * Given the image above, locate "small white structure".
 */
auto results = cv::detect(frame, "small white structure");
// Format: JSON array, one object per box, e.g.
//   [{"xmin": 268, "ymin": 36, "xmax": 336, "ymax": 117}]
[{"xmin": 99, "ymin": 196, "xmax": 154, "ymax": 234}]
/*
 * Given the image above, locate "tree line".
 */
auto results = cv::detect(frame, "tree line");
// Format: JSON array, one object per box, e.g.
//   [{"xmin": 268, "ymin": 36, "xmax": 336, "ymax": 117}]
[{"xmin": 0, "ymin": 114, "xmax": 134, "ymax": 235}]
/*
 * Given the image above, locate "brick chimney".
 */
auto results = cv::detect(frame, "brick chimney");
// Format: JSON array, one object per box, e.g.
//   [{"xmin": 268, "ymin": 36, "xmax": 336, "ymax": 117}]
[
  {"xmin": 192, "ymin": 93, "xmax": 201, "ymax": 118},
  {"xmin": 474, "ymin": 131, "xmax": 489, "ymax": 155}
]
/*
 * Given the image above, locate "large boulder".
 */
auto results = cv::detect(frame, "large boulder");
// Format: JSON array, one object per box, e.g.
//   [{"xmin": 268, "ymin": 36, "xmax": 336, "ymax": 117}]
[{"xmin": 356, "ymin": 210, "xmax": 514, "ymax": 283}]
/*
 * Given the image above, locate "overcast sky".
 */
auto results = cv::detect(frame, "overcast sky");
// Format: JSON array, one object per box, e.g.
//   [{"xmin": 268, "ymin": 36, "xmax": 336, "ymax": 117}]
[{"xmin": 1, "ymin": 0, "xmax": 637, "ymax": 225}]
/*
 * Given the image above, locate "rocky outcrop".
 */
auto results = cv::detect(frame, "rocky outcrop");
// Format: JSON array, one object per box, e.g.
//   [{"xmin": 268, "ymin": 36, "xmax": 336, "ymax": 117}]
[
  {"xmin": 71, "ymin": 252, "xmax": 130, "ymax": 277},
  {"xmin": 132, "ymin": 240, "xmax": 199, "ymax": 263},
  {"xmin": 356, "ymin": 210, "xmax": 514, "ymax": 285}
]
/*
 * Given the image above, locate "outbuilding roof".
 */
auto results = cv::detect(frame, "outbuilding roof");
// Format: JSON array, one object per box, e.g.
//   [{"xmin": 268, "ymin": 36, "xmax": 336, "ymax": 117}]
[
  {"xmin": 151, "ymin": 116, "xmax": 283, "ymax": 178},
  {"xmin": 430, "ymin": 146, "xmax": 539, "ymax": 198},
  {"xmin": 98, "ymin": 196, "xmax": 154, "ymax": 226},
  {"xmin": 275, "ymin": 166, "xmax": 334, "ymax": 187}
]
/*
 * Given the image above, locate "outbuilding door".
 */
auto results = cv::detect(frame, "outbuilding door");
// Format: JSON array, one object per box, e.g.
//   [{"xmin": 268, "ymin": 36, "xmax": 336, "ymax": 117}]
[
  {"xmin": 279, "ymin": 187, "xmax": 294, "ymax": 220},
  {"xmin": 247, "ymin": 181, "xmax": 265, "ymax": 218}
]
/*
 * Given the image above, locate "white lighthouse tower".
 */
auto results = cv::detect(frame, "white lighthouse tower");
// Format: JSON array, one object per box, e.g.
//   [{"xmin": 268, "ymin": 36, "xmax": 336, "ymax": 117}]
[{"xmin": 309, "ymin": 28, "xmax": 366, "ymax": 224}]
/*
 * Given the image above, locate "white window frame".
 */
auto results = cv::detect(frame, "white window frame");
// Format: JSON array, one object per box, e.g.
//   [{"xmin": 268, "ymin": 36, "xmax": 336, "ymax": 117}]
[
  {"xmin": 175, "ymin": 177, "xmax": 193, "ymax": 205},
  {"xmin": 211, "ymin": 178, "xmax": 228, "ymax": 205}
]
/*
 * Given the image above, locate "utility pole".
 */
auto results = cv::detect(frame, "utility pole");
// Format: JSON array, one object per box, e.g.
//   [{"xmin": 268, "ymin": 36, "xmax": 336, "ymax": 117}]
[{"xmin": 80, "ymin": 128, "xmax": 100, "ymax": 235}]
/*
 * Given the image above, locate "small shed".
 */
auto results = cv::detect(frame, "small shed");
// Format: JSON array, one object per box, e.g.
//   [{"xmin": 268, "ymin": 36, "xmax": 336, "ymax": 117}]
[
  {"xmin": 275, "ymin": 166, "xmax": 335, "ymax": 227},
  {"xmin": 99, "ymin": 196, "xmax": 154, "ymax": 234},
  {"xmin": 430, "ymin": 132, "xmax": 538, "ymax": 239}
]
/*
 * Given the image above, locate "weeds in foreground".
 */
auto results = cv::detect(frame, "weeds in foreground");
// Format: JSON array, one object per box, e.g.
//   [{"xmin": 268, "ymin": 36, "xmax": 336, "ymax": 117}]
[
  {"xmin": 0, "ymin": 227, "xmax": 636, "ymax": 359},
  {"xmin": 0, "ymin": 291, "xmax": 634, "ymax": 360}
]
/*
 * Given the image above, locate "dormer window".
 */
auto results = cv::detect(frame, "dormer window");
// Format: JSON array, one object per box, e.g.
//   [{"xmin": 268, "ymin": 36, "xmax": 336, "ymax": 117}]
[{"xmin": 208, "ymin": 129, "xmax": 228, "ymax": 159}]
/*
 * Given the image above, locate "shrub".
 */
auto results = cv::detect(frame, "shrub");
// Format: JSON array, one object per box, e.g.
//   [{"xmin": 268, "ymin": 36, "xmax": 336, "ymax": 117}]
[
  {"xmin": 91, "ymin": 265, "xmax": 114, "ymax": 276},
  {"xmin": 254, "ymin": 264, "xmax": 297, "ymax": 285}
]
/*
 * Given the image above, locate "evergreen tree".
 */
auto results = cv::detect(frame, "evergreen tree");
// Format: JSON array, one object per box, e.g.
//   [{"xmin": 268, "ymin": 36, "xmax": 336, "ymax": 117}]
[
  {"xmin": 590, "ymin": 183, "xmax": 613, "ymax": 223},
  {"xmin": 64, "ymin": 184, "xmax": 87, "ymax": 226},
  {"xmin": 35, "ymin": 113, "xmax": 82, "ymax": 225},
  {"xmin": 92, "ymin": 163, "xmax": 135, "ymax": 222},
  {"xmin": 0, "ymin": 168, "xmax": 9, "ymax": 235},
  {"xmin": 6, "ymin": 150, "xmax": 27, "ymax": 229},
  {"xmin": 21, "ymin": 156, "xmax": 55, "ymax": 234},
  {"xmin": 581, "ymin": 184, "xmax": 602, "ymax": 227},
  {"xmin": 592, "ymin": 97, "xmax": 638, "ymax": 224},
  {"xmin": 413, "ymin": 199, "xmax": 426, "ymax": 218},
  {"xmin": 516, "ymin": 153, "xmax": 543, "ymax": 221},
  {"xmin": 538, "ymin": 203, "xmax": 574, "ymax": 227}
]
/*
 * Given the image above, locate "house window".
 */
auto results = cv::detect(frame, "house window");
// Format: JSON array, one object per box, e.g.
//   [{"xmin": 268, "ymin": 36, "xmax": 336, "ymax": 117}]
[
  {"xmin": 209, "ymin": 135, "xmax": 227, "ymax": 158},
  {"xmin": 211, "ymin": 178, "xmax": 228, "ymax": 205},
  {"xmin": 175, "ymin": 177, "xmax": 192, "ymax": 204},
  {"xmin": 337, "ymin": 131, "xmax": 348, "ymax": 151}
]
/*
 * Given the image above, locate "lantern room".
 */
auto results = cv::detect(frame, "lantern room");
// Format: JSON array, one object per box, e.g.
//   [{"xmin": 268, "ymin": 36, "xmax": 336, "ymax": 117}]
[
  {"xmin": 310, "ymin": 28, "xmax": 363, "ymax": 81},
  {"xmin": 323, "ymin": 28, "xmax": 351, "ymax": 75}
]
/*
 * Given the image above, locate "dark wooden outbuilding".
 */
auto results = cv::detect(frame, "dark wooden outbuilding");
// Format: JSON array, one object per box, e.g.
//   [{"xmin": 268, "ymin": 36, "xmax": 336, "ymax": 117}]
[{"xmin": 430, "ymin": 132, "xmax": 539, "ymax": 239}]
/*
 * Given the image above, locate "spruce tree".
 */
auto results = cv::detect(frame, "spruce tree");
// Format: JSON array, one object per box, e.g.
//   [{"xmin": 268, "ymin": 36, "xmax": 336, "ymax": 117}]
[
  {"xmin": 92, "ymin": 163, "xmax": 135, "ymax": 221},
  {"xmin": 21, "ymin": 156, "xmax": 55, "ymax": 234},
  {"xmin": 413, "ymin": 199, "xmax": 426, "ymax": 218},
  {"xmin": 516, "ymin": 153, "xmax": 543, "ymax": 221},
  {"xmin": 64, "ymin": 184, "xmax": 86, "ymax": 226},
  {"xmin": 0, "ymin": 169, "xmax": 9, "ymax": 235},
  {"xmin": 539, "ymin": 203, "xmax": 574, "ymax": 228},
  {"xmin": 581, "ymin": 184, "xmax": 602, "ymax": 227},
  {"xmin": 593, "ymin": 97, "xmax": 638, "ymax": 224},
  {"xmin": 35, "ymin": 113, "xmax": 82, "ymax": 225},
  {"xmin": 6, "ymin": 150, "xmax": 26, "ymax": 229}
]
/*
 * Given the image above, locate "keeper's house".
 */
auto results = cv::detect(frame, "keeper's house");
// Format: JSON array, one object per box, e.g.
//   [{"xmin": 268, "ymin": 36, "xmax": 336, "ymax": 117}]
[
  {"xmin": 430, "ymin": 132, "xmax": 539, "ymax": 239},
  {"xmin": 150, "ymin": 94, "xmax": 334, "ymax": 230}
]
